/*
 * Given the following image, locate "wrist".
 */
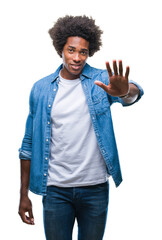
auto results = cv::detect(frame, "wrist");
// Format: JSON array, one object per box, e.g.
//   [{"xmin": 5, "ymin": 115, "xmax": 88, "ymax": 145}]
[
  {"xmin": 20, "ymin": 186, "xmax": 29, "ymax": 196},
  {"xmin": 20, "ymin": 192, "xmax": 29, "ymax": 198},
  {"xmin": 120, "ymin": 90, "xmax": 130, "ymax": 98}
]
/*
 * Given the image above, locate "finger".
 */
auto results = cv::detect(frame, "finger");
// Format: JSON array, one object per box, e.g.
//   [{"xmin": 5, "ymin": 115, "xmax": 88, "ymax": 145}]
[
  {"xmin": 113, "ymin": 60, "xmax": 118, "ymax": 75},
  {"xmin": 19, "ymin": 211, "xmax": 33, "ymax": 225},
  {"xmin": 119, "ymin": 60, "xmax": 123, "ymax": 76},
  {"xmin": 28, "ymin": 209, "xmax": 35, "ymax": 224},
  {"xmin": 95, "ymin": 81, "xmax": 109, "ymax": 93},
  {"xmin": 106, "ymin": 62, "xmax": 113, "ymax": 77},
  {"xmin": 125, "ymin": 66, "xmax": 130, "ymax": 79}
]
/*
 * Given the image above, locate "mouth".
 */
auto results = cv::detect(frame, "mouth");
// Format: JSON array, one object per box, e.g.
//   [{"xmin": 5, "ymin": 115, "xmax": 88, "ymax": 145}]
[{"xmin": 71, "ymin": 64, "xmax": 82, "ymax": 71}]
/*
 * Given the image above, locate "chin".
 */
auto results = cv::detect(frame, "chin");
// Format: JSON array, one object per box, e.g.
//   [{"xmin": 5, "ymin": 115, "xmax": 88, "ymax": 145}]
[
  {"xmin": 71, "ymin": 70, "xmax": 81, "ymax": 75},
  {"xmin": 69, "ymin": 68, "xmax": 81, "ymax": 76}
]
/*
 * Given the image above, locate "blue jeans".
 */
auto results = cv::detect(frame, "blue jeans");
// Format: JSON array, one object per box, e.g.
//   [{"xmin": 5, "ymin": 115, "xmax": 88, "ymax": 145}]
[{"xmin": 42, "ymin": 181, "xmax": 109, "ymax": 240}]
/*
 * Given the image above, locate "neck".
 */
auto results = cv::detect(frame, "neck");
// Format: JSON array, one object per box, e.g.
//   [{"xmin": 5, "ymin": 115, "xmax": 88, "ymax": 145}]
[{"xmin": 60, "ymin": 66, "xmax": 81, "ymax": 80}]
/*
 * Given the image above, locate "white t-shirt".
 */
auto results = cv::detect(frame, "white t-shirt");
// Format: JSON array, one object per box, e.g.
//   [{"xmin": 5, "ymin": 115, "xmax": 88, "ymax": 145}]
[{"xmin": 47, "ymin": 72, "xmax": 109, "ymax": 187}]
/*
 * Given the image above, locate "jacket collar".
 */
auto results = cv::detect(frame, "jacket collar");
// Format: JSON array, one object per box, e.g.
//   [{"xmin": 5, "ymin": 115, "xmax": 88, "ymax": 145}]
[{"xmin": 51, "ymin": 63, "xmax": 92, "ymax": 83}]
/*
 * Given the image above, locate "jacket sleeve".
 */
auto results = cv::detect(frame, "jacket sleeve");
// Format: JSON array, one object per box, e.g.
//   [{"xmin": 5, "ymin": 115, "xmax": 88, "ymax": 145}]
[{"xmin": 18, "ymin": 84, "xmax": 35, "ymax": 160}]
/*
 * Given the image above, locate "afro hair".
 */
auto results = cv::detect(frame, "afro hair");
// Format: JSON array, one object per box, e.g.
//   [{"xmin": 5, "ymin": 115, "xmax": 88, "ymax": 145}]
[{"xmin": 48, "ymin": 15, "xmax": 103, "ymax": 57}]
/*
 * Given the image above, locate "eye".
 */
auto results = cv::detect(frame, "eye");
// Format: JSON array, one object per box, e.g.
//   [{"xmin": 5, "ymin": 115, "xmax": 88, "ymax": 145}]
[
  {"xmin": 68, "ymin": 48, "xmax": 74, "ymax": 53},
  {"xmin": 81, "ymin": 51, "xmax": 88, "ymax": 56}
]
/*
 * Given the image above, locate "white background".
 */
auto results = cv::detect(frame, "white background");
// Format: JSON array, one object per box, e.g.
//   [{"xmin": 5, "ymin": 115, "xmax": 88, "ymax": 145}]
[{"xmin": 1, "ymin": 0, "xmax": 162, "ymax": 239}]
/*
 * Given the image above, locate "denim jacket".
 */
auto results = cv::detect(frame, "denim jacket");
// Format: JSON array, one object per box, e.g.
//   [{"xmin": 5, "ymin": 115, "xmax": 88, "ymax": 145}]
[{"xmin": 19, "ymin": 63, "xmax": 144, "ymax": 196}]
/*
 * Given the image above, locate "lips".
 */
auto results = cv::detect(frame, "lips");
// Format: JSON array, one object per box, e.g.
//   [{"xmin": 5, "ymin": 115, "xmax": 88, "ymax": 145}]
[{"xmin": 71, "ymin": 64, "xmax": 82, "ymax": 70}]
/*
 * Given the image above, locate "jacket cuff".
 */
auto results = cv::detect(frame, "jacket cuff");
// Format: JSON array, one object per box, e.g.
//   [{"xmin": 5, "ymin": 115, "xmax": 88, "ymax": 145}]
[
  {"xmin": 18, "ymin": 148, "xmax": 32, "ymax": 160},
  {"xmin": 118, "ymin": 80, "xmax": 144, "ymax": 106}
]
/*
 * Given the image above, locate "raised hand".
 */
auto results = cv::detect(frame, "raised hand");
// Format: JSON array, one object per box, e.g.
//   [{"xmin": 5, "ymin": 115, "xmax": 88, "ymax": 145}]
[{"xmin": 95, "ymin": 60, "xmax": 130, "ymax": 97}]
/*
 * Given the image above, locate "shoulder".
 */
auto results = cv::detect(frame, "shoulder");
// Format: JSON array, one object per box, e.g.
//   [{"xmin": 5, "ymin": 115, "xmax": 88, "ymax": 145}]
[
  {"xmin": 32, "ymin": 64, "xmax": 62, "ymax": 90},
  {"xmin": 33, "ymin": 72, "xmax": 56, "ymax": 89},
  {"xmin": 28, "ymin": 72, "xmax": 56, "ymax": 104},
  {"xmin": 86, "ymin": 64, "xmax": 109, "ymax": 84},
  {"xmin": 86, "ymin": 64, "xmax": 105, "ymax": 74}
]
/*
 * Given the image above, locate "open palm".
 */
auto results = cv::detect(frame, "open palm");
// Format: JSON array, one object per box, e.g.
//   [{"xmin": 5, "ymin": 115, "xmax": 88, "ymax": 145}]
[{"xmin": 95, "ymin": 60, "xmax": 129, "ymax": 97}]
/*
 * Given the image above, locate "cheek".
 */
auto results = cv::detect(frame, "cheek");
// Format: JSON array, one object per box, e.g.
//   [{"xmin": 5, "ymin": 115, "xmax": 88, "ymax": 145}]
[{"xmin": 62, "ymin": 54, "xmax": 71, "ymax": 65}]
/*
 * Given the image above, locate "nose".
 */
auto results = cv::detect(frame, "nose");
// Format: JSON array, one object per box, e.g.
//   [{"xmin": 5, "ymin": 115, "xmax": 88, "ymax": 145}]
[{"xmin": 73, "ymin": 52, "xmax": 81, "ymax": 62}]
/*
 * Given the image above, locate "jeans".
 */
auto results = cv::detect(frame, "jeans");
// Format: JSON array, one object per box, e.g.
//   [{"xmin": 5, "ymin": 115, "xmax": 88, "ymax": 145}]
[{"xmin": 42, "ymin": 181, "xmax": 109, "ymax": 240}]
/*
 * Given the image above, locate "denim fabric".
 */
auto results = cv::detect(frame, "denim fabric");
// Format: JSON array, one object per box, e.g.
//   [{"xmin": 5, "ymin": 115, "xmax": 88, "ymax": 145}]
[
  {"xmin": 19, "ymin": 63, "xmax": 144, "ymax": 195},
  {"xmin": 42, "ymin": 181, "xmax": 109, "ymax": 240}
]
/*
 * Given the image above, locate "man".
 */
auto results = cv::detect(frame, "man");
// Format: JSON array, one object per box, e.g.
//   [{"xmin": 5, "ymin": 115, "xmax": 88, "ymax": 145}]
[{"xmin": 18, "ymin": 15, "xmax": 144, "ymax": 240}]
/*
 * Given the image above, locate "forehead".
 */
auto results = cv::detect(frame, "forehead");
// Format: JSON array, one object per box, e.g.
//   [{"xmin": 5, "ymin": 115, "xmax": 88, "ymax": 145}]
[{"xmin": 65, "ymin": 36, "xmax": 89, "ymax": 49}]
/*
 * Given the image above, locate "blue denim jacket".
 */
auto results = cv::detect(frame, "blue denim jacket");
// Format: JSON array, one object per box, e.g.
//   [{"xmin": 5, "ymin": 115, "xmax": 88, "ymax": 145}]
[{"xmin": 19, "ymin": 63, "xmax": 144, "ymax": 196}]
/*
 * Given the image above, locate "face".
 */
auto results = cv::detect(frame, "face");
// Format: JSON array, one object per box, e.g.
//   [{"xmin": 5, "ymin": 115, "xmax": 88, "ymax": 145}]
[{"xmin": 61, "ymin": 36, "xmax": 89, "ymax": 80}]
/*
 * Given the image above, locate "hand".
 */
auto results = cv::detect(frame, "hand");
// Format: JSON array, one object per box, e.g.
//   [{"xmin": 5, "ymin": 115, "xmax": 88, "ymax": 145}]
[
  {"xmin": 18, "ymin": 195, "xmax": 35, "ymax": 225},
  {"xmin": 95, "ymin": 60, "xmax": 130, "ymax": 97}
]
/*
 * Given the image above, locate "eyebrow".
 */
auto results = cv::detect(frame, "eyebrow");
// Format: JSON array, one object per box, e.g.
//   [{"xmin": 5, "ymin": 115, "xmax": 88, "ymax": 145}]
[{"xmin": 68, "ymin": 46, "xmax": 89, "ymax": 52}]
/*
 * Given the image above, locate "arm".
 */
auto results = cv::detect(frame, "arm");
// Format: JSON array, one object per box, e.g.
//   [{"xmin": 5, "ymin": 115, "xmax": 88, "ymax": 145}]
[
  {"xmin": 18, "ymin": 85, "xmax": 35, "ymax": 224},
  {"xmin": 18, "ymin": 159, "xmax": 35, "ymax": 225}
]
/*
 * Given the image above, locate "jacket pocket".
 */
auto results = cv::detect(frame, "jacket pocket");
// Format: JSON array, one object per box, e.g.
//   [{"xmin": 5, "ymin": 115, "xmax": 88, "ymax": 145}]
[{"xmin": 92, "ymin": 91, "xmax": 110, "ymax": 115}]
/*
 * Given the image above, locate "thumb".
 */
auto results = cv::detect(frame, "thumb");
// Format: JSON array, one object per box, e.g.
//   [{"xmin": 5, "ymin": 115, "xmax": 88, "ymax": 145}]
[{"xmin": 95, "ymin": 81, "xmax": 109, "ymax": 93}]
